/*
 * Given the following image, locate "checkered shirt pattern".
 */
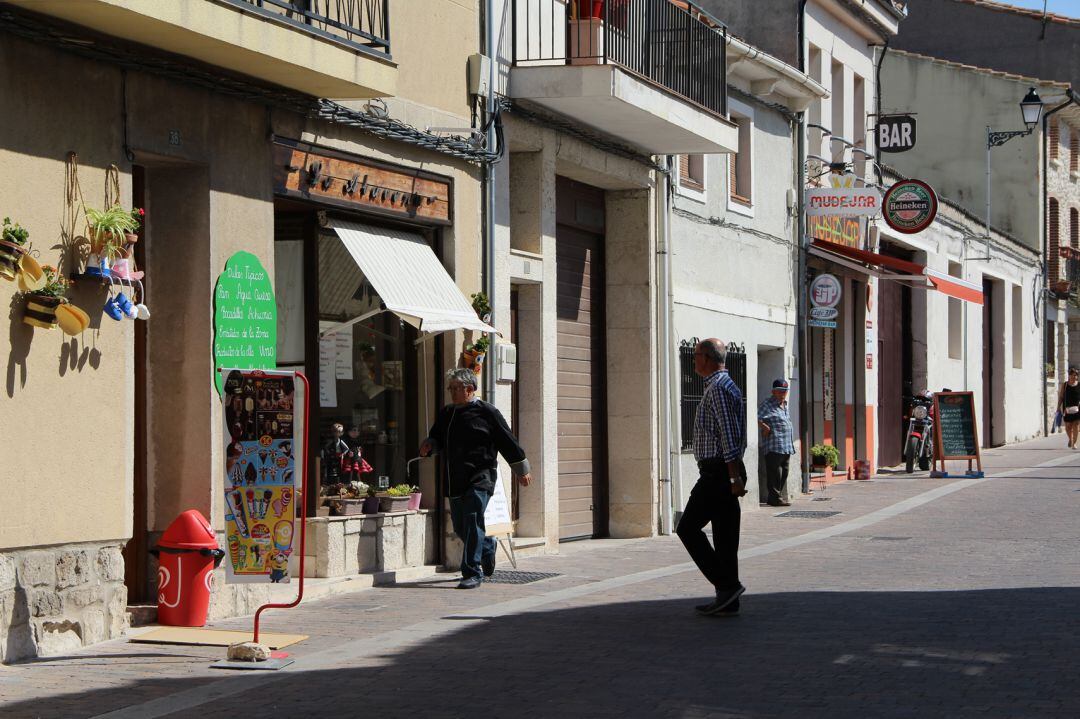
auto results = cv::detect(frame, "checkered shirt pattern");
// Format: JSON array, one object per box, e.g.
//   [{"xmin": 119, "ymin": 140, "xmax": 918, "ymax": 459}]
[
  {"xmin": 758, "ymin": 396, "xmax": 795, "ymax": 455},
  {"xmin": 693, "ymin": 370, "xmax": 747, "ymax": 463}
]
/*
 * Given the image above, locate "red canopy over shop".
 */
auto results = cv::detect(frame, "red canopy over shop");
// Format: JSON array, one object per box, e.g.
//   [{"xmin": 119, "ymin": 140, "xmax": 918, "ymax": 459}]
[{"xmin": 809, "ymin": 238, "xmax": 984, "ymax": 305}]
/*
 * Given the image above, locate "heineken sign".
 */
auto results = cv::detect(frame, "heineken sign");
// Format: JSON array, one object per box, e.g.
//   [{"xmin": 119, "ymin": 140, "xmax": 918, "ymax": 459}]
[{"xmin": 882, "ymin": 179, "xmax": 938, "ymax": 234}]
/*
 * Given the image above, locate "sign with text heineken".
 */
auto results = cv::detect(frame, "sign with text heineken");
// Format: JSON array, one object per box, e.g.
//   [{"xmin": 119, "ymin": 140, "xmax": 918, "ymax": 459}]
[
  {"xmin": 214, "ymin": 252, "xmax": 277, "ymax": 394},
  {"xmin": 805, "ymin": 187, "xmax": 881, "ymax": 217},
  {"xmin": 883, "ymin": 179, "xmax": 938, "ymax": 235}
]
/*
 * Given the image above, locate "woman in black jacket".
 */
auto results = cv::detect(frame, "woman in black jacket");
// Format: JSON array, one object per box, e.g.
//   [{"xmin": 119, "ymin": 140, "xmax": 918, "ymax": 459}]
[{"xmin": 420, "ymin": 368, "xmax": 532, "ymax": 588}]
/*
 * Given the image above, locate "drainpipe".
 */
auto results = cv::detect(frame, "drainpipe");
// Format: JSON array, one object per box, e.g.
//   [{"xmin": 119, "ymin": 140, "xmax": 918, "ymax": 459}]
[
  {"xmin": 797, "ymin": 0, "xmax": 811, "ymax": 493},
  {"xmin": 483, "ymin": 0, "xmax": 497, "ymax": 402},
  {"xmin": 657, "ymin": 157, "xmax": 677, "ymax": 535}
]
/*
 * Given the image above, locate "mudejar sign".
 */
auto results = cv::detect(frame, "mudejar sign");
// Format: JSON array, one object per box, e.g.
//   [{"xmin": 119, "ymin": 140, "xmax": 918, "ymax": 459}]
[{"xmin": 805, "ymin": 187, "xmax": 881, "ymax": 217}]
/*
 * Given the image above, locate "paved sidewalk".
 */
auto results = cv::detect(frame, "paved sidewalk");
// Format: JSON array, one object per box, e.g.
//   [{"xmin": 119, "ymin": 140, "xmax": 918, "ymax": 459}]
[{"xmin": 2, "ymin": 435, "xmax": 1078, "ymax": 718}]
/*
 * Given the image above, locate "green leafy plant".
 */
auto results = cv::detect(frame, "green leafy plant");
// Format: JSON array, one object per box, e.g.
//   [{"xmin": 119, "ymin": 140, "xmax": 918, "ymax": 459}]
[
  {"xmin": 366, "ymin": 485, "xmax": 379, "ymax": 498},
  {"xmin": 85, "ymin": 203, "xmax": 138, "ymax": 256},
  {"xmin": 470, "ymin": 291, "xmax": 491, "ymax": 319},
  {"xmin": 346, "ymin": 480, "xmax": 370, "ymax": 498},
  {"xmin": 32, "ymin": 266, "xmax": 70, "ymax": 299},
  {"xmin": 2, "ymin": 217, "xmax": 29, "ymax": 246},
  {"xmin": 129, "ymin": 207, "xmax": 145, "ymax": 233},
  {"xmin": 386, "ymin": 484, "xmax": 412, "ymax": 497},
  {"xmin": 472, "ymin": 334, "xmax": 490, "ymax": 354},
  {"xmin": 810, "ymin": 444, "xmax": 839, "ymax": 468},
  {"xmin": 409, "ymin": 485, "xmax": 420, "ymax": 494}
]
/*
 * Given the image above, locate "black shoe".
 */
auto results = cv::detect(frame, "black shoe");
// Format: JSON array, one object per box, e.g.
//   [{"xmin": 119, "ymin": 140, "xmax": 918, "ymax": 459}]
[
  {"xmin": 457, "ymin": 576, "xmax": 483, "ymax": 589},
  {"xmin": 696, "ymin": 585, "xmax": 745, "ymax": 616},
  {"xmin": 768, "ymin": 500, "xmax": 791, "ymax": 507},
  {"xmin": 694, "ymin": 598, "xmax": 741, "ymax": 616},
  {"xmin": 482, "ymin": 552, "xmax": 495, "ymax": 577}
]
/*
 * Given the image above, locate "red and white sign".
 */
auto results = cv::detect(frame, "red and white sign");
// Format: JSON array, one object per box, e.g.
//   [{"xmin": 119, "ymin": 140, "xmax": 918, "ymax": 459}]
[{"xmin": 805, "ymin": 187, "xmax": 881, "ymax": 217}]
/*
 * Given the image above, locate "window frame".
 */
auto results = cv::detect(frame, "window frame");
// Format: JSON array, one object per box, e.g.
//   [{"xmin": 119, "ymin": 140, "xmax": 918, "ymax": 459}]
[{"xmin": 726, "ymin": 99, "xmax": 755, "ymax": 218}]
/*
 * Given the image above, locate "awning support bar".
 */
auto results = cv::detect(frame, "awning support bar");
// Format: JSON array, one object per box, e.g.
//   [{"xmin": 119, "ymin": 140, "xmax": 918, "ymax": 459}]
[{"xmin": 319, "ymin": 304, "xmax": 386, "ymax": 339}]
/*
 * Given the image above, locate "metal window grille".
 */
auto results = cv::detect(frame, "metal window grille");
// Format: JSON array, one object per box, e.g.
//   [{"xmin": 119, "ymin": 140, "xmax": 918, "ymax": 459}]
[
  {"xmin": 513, "ymin": 0, "xmax": 728, "ymax": 118},
  {"xmin": 679, "ymin": 339, "xmax": 746, "ymax": 450},
  {"xmin": 223, "ymin": 0, "xmax": 391, "ymax": 57}
]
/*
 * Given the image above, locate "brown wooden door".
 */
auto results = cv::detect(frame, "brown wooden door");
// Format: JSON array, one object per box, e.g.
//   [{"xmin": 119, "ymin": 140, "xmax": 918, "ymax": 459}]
[
  {"xmin": 877, "ymin": 279, "xmax": 904, "ymax": 467},
  {"xmin": 556, "ymin": 225, "xmax": 607, "ymax": 540}
]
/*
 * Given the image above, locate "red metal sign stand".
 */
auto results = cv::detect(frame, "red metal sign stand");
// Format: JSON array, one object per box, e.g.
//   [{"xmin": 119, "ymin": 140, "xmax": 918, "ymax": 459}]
[{"xmin": 252, "ymin": 370, "xmax": 310, "ymax": 645}]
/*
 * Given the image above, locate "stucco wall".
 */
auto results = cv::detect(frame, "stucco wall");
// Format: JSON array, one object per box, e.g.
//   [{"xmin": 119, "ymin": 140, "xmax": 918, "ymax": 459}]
[
  {"xmin": 0, "ymin": 37, "xmax": 136, "ymax": 550},
  {"xmin": 878, "ymin": 209, "xmax": 1043, "ymax": 446},
  {"xmin": 670, "ymin": 99, "xmax": 799, "ymax": 505},
  {"xmin": 880, "ymin": 52, "xmax": 1051, "ymax": 249}
]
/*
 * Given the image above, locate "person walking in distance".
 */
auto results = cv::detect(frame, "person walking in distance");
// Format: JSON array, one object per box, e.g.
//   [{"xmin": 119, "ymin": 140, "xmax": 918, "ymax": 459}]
[
  {"xmin": 758, "ymin": 379, "xmax": 795, "ymax": 507},
  {"xmin": 1057, "ymin": 366, "xmax": 1080, "ymax": 449},
  {"xmin": 676, "ymin": 338, "xmax": 748, "ymax": 616},
  {"xmin": 420, "ymin": 369, "xmax": 532, "ymax": 589}
]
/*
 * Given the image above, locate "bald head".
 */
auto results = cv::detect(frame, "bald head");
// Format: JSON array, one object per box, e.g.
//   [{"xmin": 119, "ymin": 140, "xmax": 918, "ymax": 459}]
[{"xmin": 694, "ymin": 338, "xmax": 727, "ymax": 377}]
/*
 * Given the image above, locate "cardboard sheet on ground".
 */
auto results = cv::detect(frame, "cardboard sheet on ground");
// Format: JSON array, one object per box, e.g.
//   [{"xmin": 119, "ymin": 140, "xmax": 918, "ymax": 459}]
[{"xmin": 131, "ymin": 627, "xmax": 307, "ymax": 649}]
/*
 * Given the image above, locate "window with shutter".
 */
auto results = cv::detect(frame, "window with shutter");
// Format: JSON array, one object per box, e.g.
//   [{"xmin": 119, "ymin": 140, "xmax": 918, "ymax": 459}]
[
  {"xmin": 1071, "ymin": 207, "xmax": 1079, "ymax": 249},
  {"xmin": 729, "ymin": 116, "xmax": 752, "ymax": 206},
  {"xmin": 1050, "ymin": 121, "xmax": 1060, "ymax": 161},
  {"xmin": 679, "ymin": 154, "xmax": 704, "ymax": 191},
  {"xmin": 1071, "ymin": 130, "xmax": 1078, "ymax": 174},
  {"xmin": 1049, "ymin": 198, "xmax": 1061, "ymax": 281}
]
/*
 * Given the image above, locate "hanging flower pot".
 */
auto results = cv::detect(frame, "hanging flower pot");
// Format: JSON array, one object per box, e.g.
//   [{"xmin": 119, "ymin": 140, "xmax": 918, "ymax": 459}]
[
  {"xmin": 1, "ymin": 217, "xmax": 30, "ymax": 282},
  {"xmin": 23, "ymin": 294, "xmax": 64, "ymax": 329},
  {"xmin": 55, "ymin": 302, "xmax": 91, "ymax": 336}
]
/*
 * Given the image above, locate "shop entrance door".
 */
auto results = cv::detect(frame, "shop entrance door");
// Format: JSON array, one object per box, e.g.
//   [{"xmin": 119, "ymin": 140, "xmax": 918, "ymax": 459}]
[
  {"xmin": 555, "ymin": 180, "xmax": 608, "ymax": 540},
  {"xmin": 877, "ymin": 279, "xmax": 905, "ymax": 467}
]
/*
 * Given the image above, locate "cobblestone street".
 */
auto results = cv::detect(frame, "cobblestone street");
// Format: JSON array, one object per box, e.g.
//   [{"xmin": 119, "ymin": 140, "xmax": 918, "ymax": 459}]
[{"xmin": 2, "ymin": 435, "xmax": 1078, "ymax": 719}]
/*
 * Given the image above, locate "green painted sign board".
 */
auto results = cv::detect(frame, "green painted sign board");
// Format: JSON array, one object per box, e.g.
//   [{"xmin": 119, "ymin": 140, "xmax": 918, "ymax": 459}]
[
  {"xmin": 934, "ymin": 392, "xmax": 979, "ymax": 459},
  {"xmin": 213, "ymin": 251, "xmax": 276, "ymax": 394}
]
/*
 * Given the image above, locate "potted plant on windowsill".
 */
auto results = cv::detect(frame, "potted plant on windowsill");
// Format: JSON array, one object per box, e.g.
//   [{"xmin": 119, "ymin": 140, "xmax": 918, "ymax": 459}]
[
  {"xmin": 0, "ymin": 217, "xmax": 30, "ymax": 282},
  {"xmin": 82, "ymin": 204, "xmax": 138, "ymax": 278},
  {"xmin": 810, "ymin": 444, "xmax": 839, "ymax": 471},
  {"xmin": 379, "ymin": 484, "xmax": 413, "ymax": 513},
  {"xmin": 22, "ymin": 265, "xmax": 71, "ymax": 329},
  {"xmin": 407, "ymin": 485, "xmax": 422, "ymax": 511}
]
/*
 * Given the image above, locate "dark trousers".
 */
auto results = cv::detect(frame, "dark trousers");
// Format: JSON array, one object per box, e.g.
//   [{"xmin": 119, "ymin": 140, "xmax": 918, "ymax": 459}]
[
  {"xmin": 449, "ymin": 486, "xmax": 495, "ymax": 579},
  {"xmin": 676, "ymin": 460, "xmax": 741, "ymax": 592},
  {"xmin": 764, "ymin": 452, "xmax": 791, "ymax": 504}
]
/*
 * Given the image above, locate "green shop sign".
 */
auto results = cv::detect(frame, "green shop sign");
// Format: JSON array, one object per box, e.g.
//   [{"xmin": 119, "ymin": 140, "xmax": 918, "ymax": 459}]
[{"xmin": 213, "ymin": 251, "xmax": 276, "ymax": 394}]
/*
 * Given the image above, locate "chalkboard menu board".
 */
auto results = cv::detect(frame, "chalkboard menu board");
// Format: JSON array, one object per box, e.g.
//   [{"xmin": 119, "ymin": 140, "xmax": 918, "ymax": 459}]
[{"xmin": 934, "ymin": 392, "xmax": 980, "ymax": 459}]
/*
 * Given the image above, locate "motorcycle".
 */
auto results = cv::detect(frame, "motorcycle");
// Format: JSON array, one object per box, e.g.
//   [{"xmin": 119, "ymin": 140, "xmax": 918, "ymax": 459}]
[{"xmin": 904, "ymin": 391, "xmax": 935, "ymax": 473}]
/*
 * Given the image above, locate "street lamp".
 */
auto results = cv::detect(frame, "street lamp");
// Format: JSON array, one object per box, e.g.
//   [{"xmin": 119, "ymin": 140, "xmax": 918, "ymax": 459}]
[{"xmin": 975, "ymin": 88, "xmax": 1046, "ymax": 260}]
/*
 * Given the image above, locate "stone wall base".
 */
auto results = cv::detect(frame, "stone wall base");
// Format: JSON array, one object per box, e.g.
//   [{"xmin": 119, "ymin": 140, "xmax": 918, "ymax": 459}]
[{"xmin": 1, "ymin": 541, "xmax": 129, "ymax": 664}]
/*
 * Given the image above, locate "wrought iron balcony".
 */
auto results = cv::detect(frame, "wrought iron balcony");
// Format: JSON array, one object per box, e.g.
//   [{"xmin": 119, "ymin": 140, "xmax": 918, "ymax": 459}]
[
  {"xmin": 513, "ymin": 0, "xmax": 728, "ymax": 119},
  {"xmin": 222, "ymin": 0, "xmax": 391, "ymax": 58}
]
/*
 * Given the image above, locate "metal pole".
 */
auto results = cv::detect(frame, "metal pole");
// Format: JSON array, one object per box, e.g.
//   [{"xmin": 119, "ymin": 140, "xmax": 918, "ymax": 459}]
[{"xmin": 252, "ymin": 370, "xmax": 310, "ymax": 645}]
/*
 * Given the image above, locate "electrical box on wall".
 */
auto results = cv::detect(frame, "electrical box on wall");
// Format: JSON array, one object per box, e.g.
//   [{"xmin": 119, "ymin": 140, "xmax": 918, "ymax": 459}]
[
  {"xmin": 495, "ymin": 342, "xmax": 517, "ymax": 383},
  {"xmin": 468, "ymin": 53, "xmax": 492, "ymax": 100}
]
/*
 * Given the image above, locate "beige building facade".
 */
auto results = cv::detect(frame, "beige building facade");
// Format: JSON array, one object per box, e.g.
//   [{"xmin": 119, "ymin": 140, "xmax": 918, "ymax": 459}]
[{"xmin": 0, "ymin": 0, "xmax": 494, "ymax": 662}]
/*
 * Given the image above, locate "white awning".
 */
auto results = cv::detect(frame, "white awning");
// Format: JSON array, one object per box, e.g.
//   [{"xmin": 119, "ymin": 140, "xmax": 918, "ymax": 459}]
[{"xmin": 325, "ymin": 219, "xmax": 496, "ymax": 336}]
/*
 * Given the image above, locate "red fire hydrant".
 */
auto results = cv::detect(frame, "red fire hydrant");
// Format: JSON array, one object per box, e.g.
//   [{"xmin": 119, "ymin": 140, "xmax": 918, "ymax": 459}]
[{"xmin": 152, "ymin": 510, "xmax": 224, "ymax": 627}]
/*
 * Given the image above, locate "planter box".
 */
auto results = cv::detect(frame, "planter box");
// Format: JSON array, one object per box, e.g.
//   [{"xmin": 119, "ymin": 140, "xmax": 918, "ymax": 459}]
[{"xmin": 379, "ymin": 495, "xmax": 411, "ymax": 513}]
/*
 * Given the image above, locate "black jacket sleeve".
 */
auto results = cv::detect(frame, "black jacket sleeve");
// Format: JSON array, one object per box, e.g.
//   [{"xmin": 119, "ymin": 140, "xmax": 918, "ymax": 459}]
[
  {"xmin": 487, "ymin": 403, "xmax": 531, "ymax": 476},
  {"xmin": 425, "ymin": 406, "xmax": 451, "ymax": 452}
]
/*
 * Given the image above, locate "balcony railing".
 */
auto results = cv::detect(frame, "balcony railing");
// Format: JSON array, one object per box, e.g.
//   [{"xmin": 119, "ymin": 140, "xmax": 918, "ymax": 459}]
[
  {"xmin": 513, "ymin": 0, "xmax": 728, "ymax": 118},
  {"xmin": 222, "ymin": 0, "xmax": 391, "ymax": 58}
]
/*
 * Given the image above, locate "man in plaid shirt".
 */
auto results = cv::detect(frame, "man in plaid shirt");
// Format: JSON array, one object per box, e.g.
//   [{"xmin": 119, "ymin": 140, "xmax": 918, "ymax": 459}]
[
  {"xmin": 676, "ymin": 338, "xmax": 748, "ymax": 617},
  {"xmin": 758, "ymin": 378, "xmax": 795, "ymax": 507}
]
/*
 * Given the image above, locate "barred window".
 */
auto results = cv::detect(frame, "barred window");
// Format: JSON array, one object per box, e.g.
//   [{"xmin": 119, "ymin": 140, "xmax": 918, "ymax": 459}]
[{"xmin": 678, "ymin": 339, "xmax": 747, "ymax": 450}]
